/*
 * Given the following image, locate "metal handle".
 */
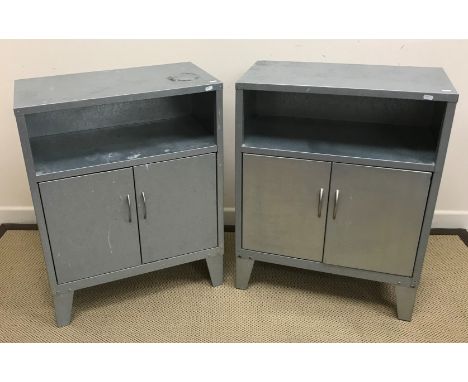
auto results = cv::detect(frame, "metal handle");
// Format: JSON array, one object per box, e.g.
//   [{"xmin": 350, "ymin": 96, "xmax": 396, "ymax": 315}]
[
  {"xmin": 318, "ymin": 188, "xmax": 324, "ymax": 218},
  {"xmin": 141, "ymin": 191, "xmax": 147, "ymax": 220},
  {"xmin": 333, "ymin": 189, "xmax": 340, "ymax": 219},
  {"xmin": 126, "ymin": 194, "xmax": 132, "ymax": 223}
]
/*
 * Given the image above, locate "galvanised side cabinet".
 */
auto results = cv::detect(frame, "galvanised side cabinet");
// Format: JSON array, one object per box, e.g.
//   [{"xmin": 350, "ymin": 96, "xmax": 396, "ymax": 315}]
[
  {"xmin": 14, "ymin": 63, "xmax": 224, "ymax": 326},
  {"xmin": 235, "ymin": 61, "xmax": 458, "ymax": 321}
]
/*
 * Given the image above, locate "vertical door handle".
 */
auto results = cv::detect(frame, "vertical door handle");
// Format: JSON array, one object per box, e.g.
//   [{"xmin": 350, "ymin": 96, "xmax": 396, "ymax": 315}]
[
  {"xmin": 318, "ymin": 188, "xmax": 324, "ymax": 218},
  {"xmin": 126, "ymin": 194, "xmax": 132, "ymax": 223},
  {"xmin": 333, "ymin": 189, "xmax": 340, "ymax": 219},
  {"xmin": 141, "ymin": 191, "xmax": 147, "ymax": 219}
]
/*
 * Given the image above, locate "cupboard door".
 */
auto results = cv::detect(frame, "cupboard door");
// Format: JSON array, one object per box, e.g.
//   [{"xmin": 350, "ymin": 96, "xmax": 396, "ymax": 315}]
[
  {"xmin": 323, "ymin": 163, "xmax": 431, "ymax": 276},
  {"xmin": 39, "ymin": 169, "xmax": 141, "ymax": 284},
  {"xmin": 134, "ymin": 154, "xmax": 218, "ymax": 263},
  {"xmin": 242, "ymin": 154, "xmax": 331, "ymax": 261}
]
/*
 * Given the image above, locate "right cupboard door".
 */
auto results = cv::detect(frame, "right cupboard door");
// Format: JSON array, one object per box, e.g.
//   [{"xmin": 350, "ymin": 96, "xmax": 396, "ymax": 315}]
[
  {"xmin": 323, "ymin": 163, "xmax": 431, "ymax": 276},
  {"xmin": 134, "ymin": 154, "xmax": 218, "ymax": 263},
  {"xmin": 242, "ymin": 154, "xmax": 331, "ymax": 261}
]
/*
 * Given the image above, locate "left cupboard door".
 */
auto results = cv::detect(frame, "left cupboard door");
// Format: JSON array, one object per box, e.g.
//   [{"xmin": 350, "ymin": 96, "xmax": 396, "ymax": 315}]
[{"xmin": 39, "ymin": 168, "xmax": 142, "ymax": 284}]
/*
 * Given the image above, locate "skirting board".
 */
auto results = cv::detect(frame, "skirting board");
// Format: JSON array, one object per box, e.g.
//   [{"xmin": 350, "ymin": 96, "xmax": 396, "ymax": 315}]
[
  {"xmin": 0, "ymin": 206, "xmax": 36, "ymax": 224},
  {"xmin": 224, "ymin": 207, "xmax": 235, "ymax": 226},
  {"xmin": 0, "ymin": 206, "xmax": 467, "ymax": 229},
  {"xmin": 431, "ymin": 210, "xmax": 468, "ymax": 229}
]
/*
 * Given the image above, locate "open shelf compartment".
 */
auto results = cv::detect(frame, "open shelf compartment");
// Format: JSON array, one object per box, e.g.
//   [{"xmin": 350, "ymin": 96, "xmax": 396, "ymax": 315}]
[
  {"xmin": 242, "ymin": 90, "xmax": 446, "ymax": 170},
  {"xmin": 26, "ymin": 91, "xmax": 217, "ymax": 179}
]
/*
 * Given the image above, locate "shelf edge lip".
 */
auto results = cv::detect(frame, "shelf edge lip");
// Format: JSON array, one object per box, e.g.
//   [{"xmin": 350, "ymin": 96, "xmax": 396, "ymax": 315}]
[
  {"xmin": 235, "ymin": 82, "xmax": 459, "ymax": 102},
  {"xmin": 14, "ymin": 83, "xmax": 223, "ymax": 115},
  {"xmin": 33, "ymin": 145, "xmax": 218, "ymax": 183},
  {"xmin": 241, "ymin": 145, "xmax": 435, "ymax": 172}
]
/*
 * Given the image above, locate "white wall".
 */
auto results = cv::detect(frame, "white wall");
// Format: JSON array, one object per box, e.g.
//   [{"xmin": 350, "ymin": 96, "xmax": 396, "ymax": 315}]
[{"xmin": 1, "ymin": 40, "xmax": 467, "ymax": 227}]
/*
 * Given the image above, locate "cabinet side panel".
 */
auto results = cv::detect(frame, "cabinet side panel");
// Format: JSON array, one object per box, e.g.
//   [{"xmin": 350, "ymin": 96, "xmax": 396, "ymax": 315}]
[
  {"xmin": 242, "ymin": 154, "xmax": 331, "ymax": 262},
  {"xmin": 411, "ymin": 102, "xmax": 457, "ymax": 285},
  {"xmin": 323, "ymin": 164, "xmax": 431, "ymax": 276},
  {"xmin": 15, "ymin": 114, "xmax": 59, "ymax": 291},
  {"xmin": 215, "ymin": 89, "xmax": 224, "ymax": 250},
  {"xmin": 235, "ymin": 89, "xmax": 244, "ymax": 252}
]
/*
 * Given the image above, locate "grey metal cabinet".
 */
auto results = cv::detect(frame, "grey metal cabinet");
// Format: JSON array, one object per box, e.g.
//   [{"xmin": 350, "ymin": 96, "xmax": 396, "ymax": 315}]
[
  {"xmin": 235, "ymin": 61, "xmax": 458, "ymax": 321},
  {"xmin": 40, "ymin": 169, "xmax": 141, "ymax": 284},
  {"xmin": 323, "ymin": 164, "xmax": 431, "ymax": 276},
  {"xmin": 242, "ymin": 154, "xmax": 330, "ymax": 262},
  {"xmin": 14, "ymin": 62, "xmax": 224, "ymax": 326},
  {"xmin": 134, "ymin": 154, "xmax": 218, "ymax": 263}
]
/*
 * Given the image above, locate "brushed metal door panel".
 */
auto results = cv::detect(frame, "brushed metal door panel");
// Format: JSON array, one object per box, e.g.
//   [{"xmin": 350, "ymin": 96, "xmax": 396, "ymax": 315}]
[
  {"xmin": 323, "ymin": 163, "xmax": 431, "ymax": 276},
  {"xmin": 39, "ymin": 168, "xmax": 141, "ymax": 284},
  {"xmin": 242, "ymin": 154, "xmax": 331, "ymax": 261},
  {"xmin": 134, "ymin": 154, "xmax": 218, "ymax": 263}
]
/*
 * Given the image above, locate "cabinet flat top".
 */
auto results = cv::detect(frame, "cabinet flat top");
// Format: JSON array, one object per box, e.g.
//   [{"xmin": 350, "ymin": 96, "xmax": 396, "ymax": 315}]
[
  {"xmin": 237, "ymin": 61, "xmax": 458, "ymax": 101},
  {"xmin": 14, "ymin": 62, "xmax": 221, "ymax": 114}
]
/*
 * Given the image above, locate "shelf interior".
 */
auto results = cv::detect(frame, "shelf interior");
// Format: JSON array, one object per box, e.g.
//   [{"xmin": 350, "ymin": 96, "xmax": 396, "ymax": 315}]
[
  {"xmin": 30, "ymin": 116, "xmax": 216, "ymax": 177},
  {"xmin": 26, "ymin": 92, "xmax": 217, "ymax": 178},
  {"xmin": 244, "ymin": 116, "xmax": 437, "ymax": 168},
  {"xmin": 242, "ymin": 91, "xmax": 446, "ymax": 169}
]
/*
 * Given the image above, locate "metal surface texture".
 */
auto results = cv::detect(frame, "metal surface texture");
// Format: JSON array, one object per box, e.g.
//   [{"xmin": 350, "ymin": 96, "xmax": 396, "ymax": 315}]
[
  {"xmin": 411, "ymin": 102, "xmax": 457, "ymax": 286},
  {"xmin": 53, "ymin": 291, "xmax": 74, "ymax": 327},
  {"xmin": 30, "ymin": 116, "xmax": 217, "ymax": 180},
  {"xmin": 237, "ymin": 61, "xmax": 458, "ymax": 102},
  {"xmin": 318, "ymin": 188, "xmax": 324, "ymax": 218},
  {"xmin": 39, "ymin": 168, "xmax": 142, "ymax": 284},
  {"xmin": 323, "ymin": 164, "xmax": 431, "ymax": 276},
  {"xmin": 234, "ymin": 90, "xmax": 244, "ymax": 260},
  {"xmin": 215, "ymin": 90, "xmax": 225, "ymax": 258},
  {"xmin": 395, "ymin": 285, "xmax": 418, "ymax": 321},
  {"xmin": 206, "ymin": 253, "xmax": 224, "ymax": 287},
  {"xmin": 243, "ymin": 115, "xmax": 437, "ymax": 171},
  {"xmin": 237, "ymin": 249, "xmax": 413, "ymax": 287},
  {"xmin": 25, "ymin": 95, "xmax": 193, "ymax": 138},
  {"xmin": 235, "ymin": 256, "xmax": 255, "ymax": 290},
  {"xmin": 242, "ymin": 154, "xmax": 331, "ymax": 262},
  {"xmin": 332, "ymin": 190, "xmax": 340, "ymax": 220},
  {"xmin": 251, "ymin": 91, "xmax": 446, "ymax": 126},
  {"xmin": 14, "ymin": 62, "xmax": 221, "ymax": 114},
  {"xmin": 134, "ymin": 154, "xmax": 218, "ymax": 263},
  {"xmin": 55, "ymin": 247, "xmax": 220, "ymax": 293},
  {"xmin": 141, "ymin": 191, "xmax": 147, "ymax": 219},
  {"xmin": 14, "ymin": 63, "xmax": 224, "ymax": 326},
  {"xmin": 15, "ymin": 114, "xmax": 59, "ymax": 292},
  {"xmin": 235, "ymin": 61, "xmax": 458, "ymax": 319}
]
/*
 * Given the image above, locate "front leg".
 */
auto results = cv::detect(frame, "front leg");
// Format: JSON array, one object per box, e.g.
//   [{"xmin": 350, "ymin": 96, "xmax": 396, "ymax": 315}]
[
  {"xmin": 53, "ymin": 290, "xmax": 74, "ymax": 327},
  {"xmin": 206, "ymin": 253, "xmax": 224, "ymax": 287},
  {"xmin": 236, "ymin": 256, "xmax": 255, "ymax": 290},
  {"xmin": 395, "ymin": 285, "xmax": 417, "ymax": 321}
]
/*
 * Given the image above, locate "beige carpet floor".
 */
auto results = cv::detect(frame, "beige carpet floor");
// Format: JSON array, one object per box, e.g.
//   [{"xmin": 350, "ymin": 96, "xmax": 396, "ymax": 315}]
[{"xmin": 0, "ymin": 230, "xmax": 467, "ymax": 342}]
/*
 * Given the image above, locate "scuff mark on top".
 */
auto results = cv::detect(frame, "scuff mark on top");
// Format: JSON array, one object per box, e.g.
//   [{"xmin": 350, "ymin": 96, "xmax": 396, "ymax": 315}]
[{"xmin": 167, "ymin": 72, "xmax": 200, "ymax": 82}]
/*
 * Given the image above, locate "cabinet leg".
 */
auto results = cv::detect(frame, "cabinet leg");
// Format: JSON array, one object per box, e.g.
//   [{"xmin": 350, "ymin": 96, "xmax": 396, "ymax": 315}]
[
  {"xmin": 206, "ymin": 254, "xmax": 223, "ymax": 287},
  {"xmin": 53, "ymin": 290, "xmax": 74, "ymax": 327},
  {"xmin": 395, "ymin": 285, "xmax": 417, "ymax": 321},
  {"xmin": 236, "ymin": 256, "xmax": 255, "ymax": 290}
]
